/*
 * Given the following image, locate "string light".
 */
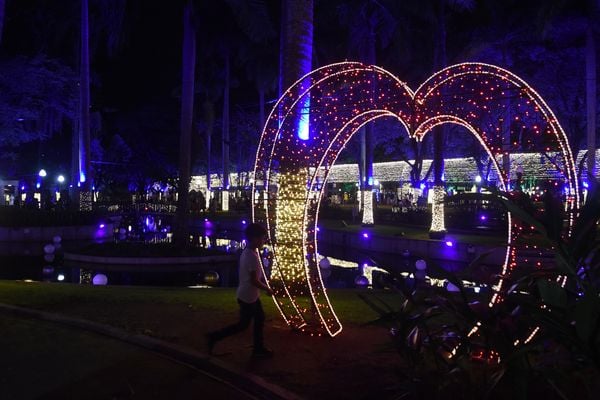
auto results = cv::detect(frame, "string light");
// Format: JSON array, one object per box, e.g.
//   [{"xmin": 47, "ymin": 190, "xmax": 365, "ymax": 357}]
[
  {"xmin": 362, "ymin": 189, "xmax": 374, "ymax": 225},
  {"xmin": 430, "ymin": 185, "xmax": 446, "ymax": 233},
  {"xmin": 221, "ymin": 190, "xmax": 229, "ymax": 211},
  {"xmin": 190, "ymin": 149, "xmax": 598, "ymax": 190},
  {"xmin": 252, "ymin": 61, "xmax": 579, "ymax": 345}
]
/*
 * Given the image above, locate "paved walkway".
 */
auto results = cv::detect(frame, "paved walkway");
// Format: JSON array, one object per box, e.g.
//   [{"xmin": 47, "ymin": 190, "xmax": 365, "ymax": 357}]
[{"xmin": 0, "ymin": 303, "xmax": 301, "ymax": 400}]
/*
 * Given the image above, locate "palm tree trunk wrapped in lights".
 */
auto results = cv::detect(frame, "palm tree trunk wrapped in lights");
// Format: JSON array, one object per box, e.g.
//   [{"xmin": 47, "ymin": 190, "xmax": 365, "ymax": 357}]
[
  {"xmin": 78, "ymin": 0, "xmax": 92, "ymax": 211},
  {"xmin": 221, "ymin": 49, "xmax": 231, "ymax": 211}
]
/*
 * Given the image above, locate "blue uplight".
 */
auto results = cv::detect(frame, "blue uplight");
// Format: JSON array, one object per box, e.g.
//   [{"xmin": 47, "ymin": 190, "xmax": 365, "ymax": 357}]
[
  {"xmin": 445, "ymin": 241, "xmax": 454, "ymax": 247},
  {"xmin": 583, "ymin": 181, "xmax": 589, "ymax": 189},
  {"xmin": 99, "ymin": 223, "xmax": 105, "ymax": 229},
  {"xmin": 362, "ymin": 232, "xmax": 369, "ymax": 239},
  {"xmin": 420, "ymin": 183, "xmax": 426, "ymax": 190},
  {"xmin": 480, "ymin": 215, "xmax": 487, "ymax": 221},
  {"xmin": 297, "ymin": 96, "xmax": 310, "ymax": 140},
  {"xmin": 242, "ymin": 220, "xmax": 247, "ymax": 225}
]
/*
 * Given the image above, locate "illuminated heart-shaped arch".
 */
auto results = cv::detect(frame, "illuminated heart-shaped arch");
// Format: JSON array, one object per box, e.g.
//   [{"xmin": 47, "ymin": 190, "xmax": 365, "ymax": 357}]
[{"xmin": 252, "ymin": 62, "xmax": 579, "ymax": 341}]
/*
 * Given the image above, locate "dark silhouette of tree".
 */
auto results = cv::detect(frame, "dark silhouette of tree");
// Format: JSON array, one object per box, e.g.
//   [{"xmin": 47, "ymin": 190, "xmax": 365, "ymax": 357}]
[
  {"xmin": 337, "ymin": 0, "xmax": 398, "ymax": 224},
  {"xmin": 174, "ymin": 0, "xmax": 196, "ymax": 248},
  {"xmin": 0, "ymin": 0, "xmax": 5, "ymax": 46}
]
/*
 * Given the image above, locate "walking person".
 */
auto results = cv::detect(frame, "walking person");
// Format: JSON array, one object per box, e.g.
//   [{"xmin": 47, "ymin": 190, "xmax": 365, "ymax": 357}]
[{"xmin": 207, "ymin": 223, "xmax": 274, "ymax": 357}]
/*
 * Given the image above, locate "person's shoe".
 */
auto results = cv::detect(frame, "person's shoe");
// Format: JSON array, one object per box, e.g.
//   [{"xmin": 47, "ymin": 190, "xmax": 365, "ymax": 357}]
[
  {"xmin": 252, "ymin": 347, "xmax": 274, "ymax": 358},
  {"xmin": 206, "ymin": 334, "xmax": 216, "ymax": 355}
]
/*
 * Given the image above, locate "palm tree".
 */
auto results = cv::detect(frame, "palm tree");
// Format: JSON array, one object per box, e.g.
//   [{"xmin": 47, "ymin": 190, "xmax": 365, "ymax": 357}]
[
  {"xmin": 279, "ymin": 0, "xmax": 313, "ymax": 96},
  {"xmin": 193, "ymin": 0, "xmax": 274, "ymax": 210},
  {"xmin": 221, "ymin": 47, "xmax": 231, "ymax": 210},
  {"xmin": 586, "ymin": 0, "xmax": 598, "ymax": 184},
  {"xmin": 337, "ymin": 0, "xmax": 398, "ymax": 225},
  {"xmin": 78, "ymin": 0, "xmax": 91, "ymax": 210},
  {"xmin": 427, "ymin": 0, "xmax": 474, "ymax": 237},
  {"xmin": 174, "ymin": 0, "xmax": 196, "ymax": 248},
  {"xmin": 77, "ymin": 0, "xmax": 129, "ymax": 209}
]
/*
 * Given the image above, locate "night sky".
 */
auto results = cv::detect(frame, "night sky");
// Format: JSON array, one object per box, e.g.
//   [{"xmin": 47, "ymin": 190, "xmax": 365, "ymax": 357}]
[{"xmin": 0, "ymin": 0, "xmax": 596, "ymax": 183}]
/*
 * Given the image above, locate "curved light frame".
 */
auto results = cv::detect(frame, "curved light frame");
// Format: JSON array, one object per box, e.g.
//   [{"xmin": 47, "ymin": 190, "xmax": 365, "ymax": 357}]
[{"xmin": 252, "ymin": 62, "xmax": 579, "ymax": 343}]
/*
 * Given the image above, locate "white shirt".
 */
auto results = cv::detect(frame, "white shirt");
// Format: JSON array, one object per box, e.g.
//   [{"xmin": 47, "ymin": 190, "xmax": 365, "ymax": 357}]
[{"xmin": 236, "ymin": 246, "xmax": 263, "ymax": 303}]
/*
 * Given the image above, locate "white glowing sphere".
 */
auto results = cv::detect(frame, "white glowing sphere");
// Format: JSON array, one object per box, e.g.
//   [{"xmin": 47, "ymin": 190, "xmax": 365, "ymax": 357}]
[
  {"xmin": 92, "ymin": 274, "xmax": 108, "ymax": 285},
  {"xmin": 415, "ymin": 259, "xmax": 427, "ymax": 270},
  {"xmin": 43, "ymin": 244, "xmax": 55, "ymax": 254},
  {"xmin": 57, "ymin": 274, "xmax": 65, "ymax": 282},
  {"xmin": 319, "ymin": 257, "xmax": 331, "ymax": 269}
]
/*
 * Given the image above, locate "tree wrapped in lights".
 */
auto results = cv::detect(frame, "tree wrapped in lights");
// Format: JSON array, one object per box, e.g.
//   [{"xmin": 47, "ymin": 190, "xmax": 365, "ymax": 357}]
[{"xmin": 253, "ymin": 61, "xmax": 579, "ymax": 342}]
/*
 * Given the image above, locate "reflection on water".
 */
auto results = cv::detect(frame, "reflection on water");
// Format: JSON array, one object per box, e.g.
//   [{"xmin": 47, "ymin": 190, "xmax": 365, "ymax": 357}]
[{"xmin": 1, "ymin": 235, "xmax": 485, "ymax": 293}]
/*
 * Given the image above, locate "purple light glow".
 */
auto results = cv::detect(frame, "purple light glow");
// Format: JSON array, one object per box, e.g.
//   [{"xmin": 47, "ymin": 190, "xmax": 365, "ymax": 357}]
[
  {"xmin": 242, "ymin": 220, "xmax": 247, "ymax": 225},
  {"xmin": 99, "ymin": 223, "xmax": 105, "ymax": 229},
  {"xmin": 316, "ymin": 226, "xmax": 320, "ymax": 232},
  {"xmin": 445, "ymin": 241, "xmax": 454, "ymax": 247},
  {"xmin": 362, "ymin": 232, "xmax": 369, "ymax": 239},
  {"xmin": 480, "ymin": 215, "xmax": 487, "ymax": 221}
]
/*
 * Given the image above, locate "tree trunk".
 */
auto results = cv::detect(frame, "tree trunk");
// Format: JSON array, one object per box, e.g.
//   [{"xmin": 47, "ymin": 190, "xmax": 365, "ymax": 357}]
[
  {"xmin": 174, "ymin": 0, "xmax": 196, "ymax": 248},
  {"xmin": 586, "ymin": 3, "xmax": 597, "ymax": 184},
  {"xmin": 279, "ymin": 0, "xmax": 313, "ymax": 95},
  {"xmin": 222, "ymin": 49, "xmax": 231, "ymax": 210},
  {"xmin": 70, "ymin": 119, "xmax": 79, "ymax": 208},
  {"xmin": 259, "ymin": 87, "xmax": 266, "ymax": 132},
  {"xmin": 203, "ymin": 99, "xmax": 214, "ymax": 204},
  {"xmin": 79, "ymin": 0, "xmax": 92, "ymax": 210},
  {"xmin": 361, "ymin": 28, "xmax": 376, "ymax": 225},
  {"xmin": 429, "ymin": 0, "xmax": 447, "ymax": 237}
]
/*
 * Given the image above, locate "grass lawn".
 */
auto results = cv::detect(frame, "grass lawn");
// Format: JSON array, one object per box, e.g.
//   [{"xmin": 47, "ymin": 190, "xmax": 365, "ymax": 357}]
[
  {"xmin": 319, "ymin": 218, "xmax": 508, "ymax": 245},
  {"xmin": 0, "ymin": 280, "xmax": 405, "ymax": 399}
]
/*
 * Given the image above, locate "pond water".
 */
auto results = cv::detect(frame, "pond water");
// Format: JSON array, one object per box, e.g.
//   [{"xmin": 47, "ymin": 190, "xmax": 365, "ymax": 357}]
[{"xmin": 0, "ymin": 232, "xmax": 488, "ymax": 295}]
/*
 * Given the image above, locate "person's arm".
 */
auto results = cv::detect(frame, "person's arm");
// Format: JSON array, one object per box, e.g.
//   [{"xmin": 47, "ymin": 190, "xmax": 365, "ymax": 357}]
[{"xmin": 250, "ymin": 269, "xmax": 273, "ymax": 295}]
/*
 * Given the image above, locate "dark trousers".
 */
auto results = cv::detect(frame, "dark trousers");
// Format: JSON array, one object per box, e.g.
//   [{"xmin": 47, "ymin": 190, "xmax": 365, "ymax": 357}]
[{"xmin": 210, "ymin": 298, "xmax": 265, "ymax": 349}]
